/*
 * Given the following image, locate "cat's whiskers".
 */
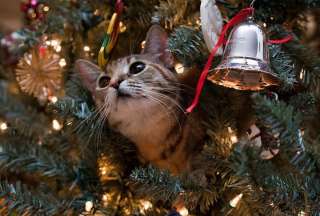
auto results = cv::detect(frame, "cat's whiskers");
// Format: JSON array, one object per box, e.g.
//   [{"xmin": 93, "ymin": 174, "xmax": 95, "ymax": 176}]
[
  {"xmin": 142, "ymin": 91, "xmax": 182, "ymax": 131},
  {"xmin": 141, "ymin": 89, "xmax": 184, "ymax": 132},
  {"xmin": 73, "ymin": 103, "xmax": 107, "ymax": 152},
  {"xmin": 144, "ymin": 87, "xmax": 186, "ymax": 115}
]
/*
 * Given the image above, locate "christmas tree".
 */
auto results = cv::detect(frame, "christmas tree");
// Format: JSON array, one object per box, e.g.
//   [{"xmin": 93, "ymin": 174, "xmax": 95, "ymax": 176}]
[{"xmin": 0, "ymin": 0, "xmax": 320, "ymax": 215}]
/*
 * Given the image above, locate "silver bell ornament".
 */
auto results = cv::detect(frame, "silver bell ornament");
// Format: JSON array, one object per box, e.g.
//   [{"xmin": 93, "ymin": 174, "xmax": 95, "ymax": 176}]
[{"xmin": 208, "ymin": 17, "xmax": 280, "ymax": 91}]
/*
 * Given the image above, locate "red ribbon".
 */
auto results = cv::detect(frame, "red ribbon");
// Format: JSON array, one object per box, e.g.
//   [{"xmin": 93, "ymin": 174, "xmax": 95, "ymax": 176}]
[
  {"xmin": 186, "ymin": 7, "xmax": 293, "ymax": 113},
  {"xmin": 268, "ymin": 35, "xmax": 293, "ymax": 44},
  {"xmin": 186, "ymin": 7, "xmax": 254, "ymax": 113}
]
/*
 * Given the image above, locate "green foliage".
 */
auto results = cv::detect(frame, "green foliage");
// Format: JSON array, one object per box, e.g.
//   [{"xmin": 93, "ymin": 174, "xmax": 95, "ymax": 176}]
[
  {"xmin": 130, "ymin": 165, "xmax": 184, "ymax": 202},
  {"xmin": 253, "ymin": 94, "xmax": 302, "ymax": 152},
  {"xmin": 269, "ymin": 44, "xmax": 297, "ymax": 91},
  {"xmin": 168, "ymin": 26, "xmax": 208, "ymax": 66},
  {"xmin": 1, "ymin": 0, "xmax": 320, "ymax": 215},
  {"xmin": 0, "ymin": 181, "xmax": 72, "ymax": 215}
]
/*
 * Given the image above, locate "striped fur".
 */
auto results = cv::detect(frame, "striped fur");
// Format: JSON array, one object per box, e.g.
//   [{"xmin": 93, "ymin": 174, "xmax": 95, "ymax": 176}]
[{"xmin": 76, "ymin": 25, "xmax": 204, "ymax": 174}]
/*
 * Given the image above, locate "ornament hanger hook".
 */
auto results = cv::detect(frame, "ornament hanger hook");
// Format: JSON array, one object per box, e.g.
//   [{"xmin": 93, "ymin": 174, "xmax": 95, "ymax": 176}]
[{"xmin": 250, "ymin": 0, "xmax": 256, "ymax": 8}]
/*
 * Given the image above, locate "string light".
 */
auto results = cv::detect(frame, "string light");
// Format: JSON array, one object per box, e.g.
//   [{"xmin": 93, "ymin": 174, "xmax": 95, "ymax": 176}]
[
  {"xmin": 45, "ymin": 39, "xmax": 62, "ymax": 52},
  {"xmin": 0, "ymin": 122, "xmax": 8, "ymax": 131},
  {"xmin": 141, "ymin": 40, "xmax": 146, "ymax": 49},
  {"xmin": 229, "ymin": 193, "xmax": 243, "ymax": 208},
  {"xmin": 83, "ymin": 46, "xmax": 91, "ymax": 52},
  {"xmin": 139, "ymin": 200, "xmax": 153, "ymax": 213},
  {"xmin": 119, "ymin": 22, "xmax": 127, "ymax": 33},
  {"xmin": 55, "ymin": 45, "xmax": 62, "ymax": 52},
  {"xmin": 51, "ymin": 40, "xmax": 59, "ymax": 47},
  {"xmin": 85, "ymin": 200, "xmax": 94, "ymax": 212},
  {"xmin": 299, "ymin": 68, "xmax": 306, "ymax": 80},
  {"xmin": 52, "ymin": 119, "xmax": 62, "ymax": 131},
  {"xmin": 59, "ymin": 58, "xmax": 67, "ymax": 67},
  {"xmin": 175, "ymin": 63, "xmax": 185, "ymax": 74},
  {"xmin": 298, "ymin": 211, "xmax": 307, "ymax": 216},
  {"xmin": 228, "ymin": 127, "xmax": 238, "ymax": 144},
  {"xmin": 177, "ymin": 206, "xmax": 189, "ymax": 216},
  {"xmin": 48, "ymin": 96, "xmax": 58, "ymax": 103},
  {"xmin": 43, "ymin": 5, "xmax": 50, "ymax": 12}
]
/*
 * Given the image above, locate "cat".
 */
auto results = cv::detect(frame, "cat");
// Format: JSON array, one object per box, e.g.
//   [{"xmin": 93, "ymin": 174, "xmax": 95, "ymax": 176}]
[{"xmin": 76, "ymin": 25, "xmax": 204, "ymax": 174}]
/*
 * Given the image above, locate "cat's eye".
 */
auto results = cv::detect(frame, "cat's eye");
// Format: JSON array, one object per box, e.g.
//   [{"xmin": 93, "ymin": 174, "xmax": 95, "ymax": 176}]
[
  {"xmin": 129, "ymin": 62, "xmax": 146, "ymax": 74},
  {"xmin": 97, "ymin": 75, "xmax": 111, "ymax": 89}
]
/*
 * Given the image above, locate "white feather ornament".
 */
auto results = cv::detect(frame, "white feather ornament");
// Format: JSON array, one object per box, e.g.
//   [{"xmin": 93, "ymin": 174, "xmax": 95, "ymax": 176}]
[{"xmin": 200, "ymin": 0, "xmax": 223, "ymax": 55}]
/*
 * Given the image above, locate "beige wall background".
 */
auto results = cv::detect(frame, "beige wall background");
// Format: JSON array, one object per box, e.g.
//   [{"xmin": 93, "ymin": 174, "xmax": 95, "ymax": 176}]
[{"xmin": 0, "ymin": 0, "xmax": 23, "ymax": 32}]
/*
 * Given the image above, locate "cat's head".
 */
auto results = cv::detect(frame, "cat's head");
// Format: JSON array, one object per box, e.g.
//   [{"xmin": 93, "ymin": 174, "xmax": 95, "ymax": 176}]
[{"xmin": 76, "ymin": 25, "xmax": 182, "ymax": 128}]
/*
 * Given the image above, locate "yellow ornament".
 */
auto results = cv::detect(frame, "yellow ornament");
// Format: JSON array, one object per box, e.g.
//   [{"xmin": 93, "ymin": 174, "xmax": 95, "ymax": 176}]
[{"xmin": 15, "ymin": 46, "xmax": 63, "ymax": 100}]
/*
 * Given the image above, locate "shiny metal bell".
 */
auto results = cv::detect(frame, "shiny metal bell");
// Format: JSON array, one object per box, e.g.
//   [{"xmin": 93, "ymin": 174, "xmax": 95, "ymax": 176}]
[{"xmin": 208, "ymin": 18, "xmax": 280, "ymax": 90}]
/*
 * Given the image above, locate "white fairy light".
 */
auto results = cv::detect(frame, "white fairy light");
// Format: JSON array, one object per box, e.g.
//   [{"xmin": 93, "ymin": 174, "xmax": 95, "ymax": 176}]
[
  {"xmin": 0, "ymin": 122, "xmax": 8, "ymax": 131},
  {"xmin": 175, "ymin": 63, "xmax": 185, "ymax": 74},
  {"xmin": 59, "ymin": 58, "xmax": 67, "ymax": 67},
  {"xmin": 140, "ymin": 200, "xmax": 153, "ymax": 210},
  {"xmin": 49, "ymin": 96, "xmax": 58, "ymax": 104},
  {"xmin": 229, "ymin": 193, "xmax": 243, "ymax": 208},
  {"xmin": 228, "ymin": 127, "xmax": 238, "ymax": 144},
  {"xmin": 52, "ymin": 119, "xmax": 62, "ymax": 131},
  {"xmin": 43, "ymin": 6, "xmax": 50, "ymax": 12},
  {"xmin": 50, "ymin": 40, "xmax": 59, "ymax": 47},
  {"xmin": 178, "ymin": 206, "xmax": 189, "ymax": 216},
  {"xmin": 85, "ymin": 200, "xmax": 94, "ymax": 212},
  {"xmin": 55, "ymin": 45, "xmax": 62, "ymax": 52},
  {"xmin": 83, "ymin": 46, "xmax": 91, "ymax": 52},
  {"xmin": 141, "ymin": 40, "xmax": 146, "ymax": 49},
  {"xmin": 298, "ymin": 211, "xmax": 306, "ymax": 216},
  {"xmin": 119, "ymin": 22, "xmax": 126, "ymax": 33}
]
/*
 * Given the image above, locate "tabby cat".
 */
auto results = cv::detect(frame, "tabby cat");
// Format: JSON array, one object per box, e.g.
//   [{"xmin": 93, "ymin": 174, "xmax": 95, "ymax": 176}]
[{"xmin": 76, "ymin": 25, "xmax": 204, "ymax": 174}]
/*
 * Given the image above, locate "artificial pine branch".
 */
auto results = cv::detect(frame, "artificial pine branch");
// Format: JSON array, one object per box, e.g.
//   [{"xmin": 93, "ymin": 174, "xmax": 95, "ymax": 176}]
[
  {"xmin": 269, "ymin": 44, "xmax": 297, "ymax": 91},
  {"xmin": 168, "ymin": 26, "xmax": 208, "ymax": 66},
  {"xmin": 0, "ymin": 180, "xmax": 73, "ymax": 216},
  {"xmin": 253, "ymin": 94, "xmax": 302, "ymax": 152}
]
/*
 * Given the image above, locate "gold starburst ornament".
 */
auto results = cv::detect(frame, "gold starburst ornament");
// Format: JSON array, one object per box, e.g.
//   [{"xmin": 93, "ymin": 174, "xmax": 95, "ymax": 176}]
[{"xmin": 15, "ymin": 46, "xmax": 64, "ymax": 102}]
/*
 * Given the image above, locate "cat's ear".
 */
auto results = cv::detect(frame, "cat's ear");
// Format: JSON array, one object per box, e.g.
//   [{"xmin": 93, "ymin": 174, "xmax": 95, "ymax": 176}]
[
  {"xmin": 142, "ymin": 25, "xmax": 174, "ymax": 68},
  {"xmin": 75, "ymin": 59, "xmax": 102, "ymax": 93}
]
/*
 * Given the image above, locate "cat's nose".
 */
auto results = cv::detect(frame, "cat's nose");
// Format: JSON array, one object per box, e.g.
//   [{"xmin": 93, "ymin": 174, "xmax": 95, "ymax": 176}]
[{"xmin": 109, "ymin": 79, "xmax": 123, "ymax": 89}]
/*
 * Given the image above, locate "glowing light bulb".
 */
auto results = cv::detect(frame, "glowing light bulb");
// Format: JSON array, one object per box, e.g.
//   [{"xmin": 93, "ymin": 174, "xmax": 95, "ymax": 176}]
[
  {"xmin": 43, "ymin": 6, "xmax": 50, "ymax": 12},
  {"xmin": 0, "ymin": 122, "xmax": 8, "ymax": 131},
  {"xmin": 100, "ymin": 166, "xmax": 107, "ymax": 175},
  {"xmin": 231, "ymin": 135, "xmax": 238, "ymax": 144},
  {"xmin": 59, "ymin": 58, "xmax": 67, "ymax": 67},
  {"xmin": 298, "ymin": 211, "xmax": 306, "ymax": 216},
  {"xmin": 83, "ymin": 46, "xmax": 90, "ymax": 52},
  {"xmin": 55, "ymin": 45, "xmax": 62, "ymax": 52},
  {"xmin": 299, "ymin": 69, "xmax": 306, "ymax": 80},
  {"xmin": 49, "ymin": 96, "xmax": 58, "ymax": 103},
  {"xmin": 229, "ymin": 193, "xmax": 243, "ymax": 207},
  {"xmin": 52, "ymin": 119, "xmax": 62, "ymax": 131},
  {"xmin": 228, "ymin": 127, "xmax": 238, "ymax": 144},
  {"xmin": 141, "ymin": 40, "xmax": 146, "ymax": 49},
  {"xmin": 102, "ymin": 194, "xmax": 110, "ymax": 202},
  {"xmin": 51, "ymin": 40, "xmax": 59, "ymax": 47},
  {"xmin": 175, "ymin": 63, "xmax": 185, "ymax": 74},
  {"xmin": 140, "ymin": 200, "xmax": 153, "ymax": 211},
  {"xmin": 85, "ymin": 201, "xmax": 93, "ymax": 212},
  {"xmin": 178, "ymin": 206, "xmax": 189, "ymax": 216},
  {"xmin": 119, "ymin": 22, "xmax": 127, "ymax": 33}
]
